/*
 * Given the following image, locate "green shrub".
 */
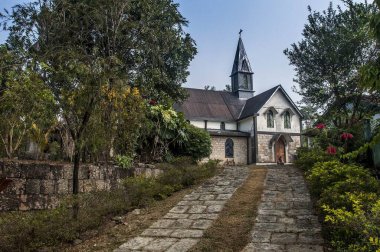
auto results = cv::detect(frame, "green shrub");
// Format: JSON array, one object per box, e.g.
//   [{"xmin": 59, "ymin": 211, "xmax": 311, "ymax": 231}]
[
  {"xmin": 307, "ymin": 160, "xmax": 379, "ymax": 199},
  {"xmin": 123, "ymin": 159, "xmax": 219, "ymax": 208},
  {"xmin": 305, "ymin": 160, "xmax": 380, "ymax": 251},
  {"xmin": 322, "ymin": 193, "xmax": 380, "ymax": 252},
  {"xmin": 0, "ymin": 190, "xmax": 129, "ymax": 251},
  {"xmin": 179, "ymin": 124, "xmax": 212, "ymax": 161},
  {"xmin": 115, "ymin": 155, "xmax": 133, "ymax": 169},
  {"xmin": 123, "ymin": 176, "xmax": 174, "ymax": 207},
  {"xmin": 294, "ymin": 147, "xmax": 335, "ymax": 172}
]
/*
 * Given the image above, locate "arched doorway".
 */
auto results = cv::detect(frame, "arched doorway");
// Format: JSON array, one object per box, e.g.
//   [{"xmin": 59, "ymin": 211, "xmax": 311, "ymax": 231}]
[{"xmin": 275, "ymin": 137, "xmax": 286, "ymax": 164}]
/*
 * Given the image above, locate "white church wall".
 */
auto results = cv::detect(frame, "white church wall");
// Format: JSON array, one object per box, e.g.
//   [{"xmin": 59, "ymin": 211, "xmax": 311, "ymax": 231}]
[
  {"xmin": 239, "ymin": 117, "xmax": 253, "ymax": 133},
  {"xmin": 257, "ymin": 90, "xmax": 301, "ymax": 133},
  {"xmin": 207, "ymin": 121, "xmax": 221, "ymax": 130},
  {"xmin": 225, "ymin": 122, "xmax": 237, "ymax": 131},
  {"xmin": 190, "ymin": 120, "xmax": 205, "ymax": 129}
]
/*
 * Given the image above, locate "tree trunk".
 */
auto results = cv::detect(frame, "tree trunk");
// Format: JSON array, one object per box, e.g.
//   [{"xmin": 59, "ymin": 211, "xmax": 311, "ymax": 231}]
[{"xmin": 72, "ymin": 148, "xmax": 81, "ymax": 219}]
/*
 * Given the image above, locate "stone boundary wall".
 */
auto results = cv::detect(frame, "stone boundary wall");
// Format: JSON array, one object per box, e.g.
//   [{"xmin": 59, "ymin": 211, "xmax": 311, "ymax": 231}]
[{"xmin": 0, "ymin": 160, "xmax": 162, "ymax": 211}]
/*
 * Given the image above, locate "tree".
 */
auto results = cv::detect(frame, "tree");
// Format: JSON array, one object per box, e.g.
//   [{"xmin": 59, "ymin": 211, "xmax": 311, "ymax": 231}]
[
  {"xmin": 284, "ymin": 1, "xmax": 379, "ymax": 128},
  {"xmin": 204, "ymin": 85, "xmax": 216, "ymax": 91},
  {"xmin": 2, "ymin": 0, "xmax": 196, "ymax": 204},
  {"xmin": 224, "ymin": 84, "xmax": 232, "ymax": 92},
  {"xmin": 0, "ymin": 45, "xmax": 56, "ymax": 159}
]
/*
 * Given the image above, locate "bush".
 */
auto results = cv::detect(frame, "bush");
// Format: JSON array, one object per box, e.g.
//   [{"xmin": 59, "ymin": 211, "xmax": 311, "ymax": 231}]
[
  {"xmin": 115, "ymin": 155, "xmax": 133, "ymax": 169},
  {"xmin": 123, "ymin": 176, "xmax": 176, "ymax": 207},
  {"xmin": 0, "ymin": 190, "xmax": 129, "ymax": 251},
  {"xmin": 305, "ymin": 160, "xmax": 380, "ymax": 251},
  {"xmin": 178, "ymin": 124, "xmax": 212, "ymax": 161},
  {"xmin": 294, "ymin": 147, "xmax": 335, "ymax": 172},
  {"xmin": 124, "ymin": 159, "xmax": 220, "ymax": 208},
  {"xmin": 307, "ymin": 161, "xmax": 379, "ymax": 200},
  {"xmin": 322, "ymin": 193, "xmax": 380, "ymax": 252}
]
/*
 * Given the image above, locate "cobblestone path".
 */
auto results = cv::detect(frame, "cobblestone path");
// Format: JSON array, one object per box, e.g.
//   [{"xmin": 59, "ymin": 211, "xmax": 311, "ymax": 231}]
[
  {"xmin": 243, "ymin": 166, "xmax": 324, "ymax": 252},
  {"xmin": 114, "ymin": 166, "xmax": 249, "ymax": 252}
]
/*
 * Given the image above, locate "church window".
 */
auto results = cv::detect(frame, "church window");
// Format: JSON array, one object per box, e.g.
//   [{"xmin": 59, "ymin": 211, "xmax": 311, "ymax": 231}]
[
  {"xmin": 284, "ymin": 111, "xmax": 291, "ymax": 129},
  {"xmin": 221, "ymin": 122, "xmax": 225, "ymax": 130},
  {"xmin": 225, "ymin": 138, "xmax": 234, "ymax": 158},
  {"xmin": 267, "ymin": 110, "xmax": 274, "ymax": 128},
  {"xmin": 243, "ymin": 75, "xmax": 249, "ymax": 89},
  {"xmin": 242, "ymin": 59, "xmax": 249, "ymax": 71}
]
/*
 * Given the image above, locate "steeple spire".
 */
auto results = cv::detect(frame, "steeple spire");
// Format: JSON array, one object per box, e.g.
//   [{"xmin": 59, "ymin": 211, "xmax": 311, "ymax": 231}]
[{"xmin": 230, "ymin": 32, "xmax": 254, "ymax": 99}]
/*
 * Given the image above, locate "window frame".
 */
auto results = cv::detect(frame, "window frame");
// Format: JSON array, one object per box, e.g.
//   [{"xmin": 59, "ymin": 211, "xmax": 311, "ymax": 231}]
[
  {"xmin": 267, "ymin": 110, "xmax": 274, "ymax": 128},
  {"xmin": 225, "ymin": 138, "xmax": 234, "ymax": 158}
]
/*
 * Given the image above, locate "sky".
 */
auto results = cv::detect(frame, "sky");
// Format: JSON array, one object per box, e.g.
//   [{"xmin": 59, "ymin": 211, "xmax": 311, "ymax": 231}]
[{"xmin": 0, "ymin": 0, "xmax": 369, "ymax": 102}]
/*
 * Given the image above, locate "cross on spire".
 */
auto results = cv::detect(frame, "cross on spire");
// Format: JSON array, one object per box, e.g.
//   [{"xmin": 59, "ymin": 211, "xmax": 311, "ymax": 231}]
[{"xmin": 239, "ymin": 29, "xmax": 243, "ymax": 37}]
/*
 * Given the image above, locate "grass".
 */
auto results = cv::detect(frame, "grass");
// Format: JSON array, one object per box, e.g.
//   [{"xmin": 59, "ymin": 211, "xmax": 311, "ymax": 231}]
[{"xmin": 189, "ymin": 165, "xmax": 267, "ymax": 252}]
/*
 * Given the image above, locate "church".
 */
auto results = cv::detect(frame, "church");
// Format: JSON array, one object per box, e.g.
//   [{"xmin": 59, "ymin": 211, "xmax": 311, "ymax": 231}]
[{"xmin": 176, "ymin": 35, "xmax": 303, "ymax": 165}]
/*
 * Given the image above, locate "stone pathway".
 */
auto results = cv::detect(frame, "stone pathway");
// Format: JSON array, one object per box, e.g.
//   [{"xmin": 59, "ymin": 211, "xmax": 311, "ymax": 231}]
[
  {"xmin": 114, "ymin": 166, "xmax": 249, "ymax": 252},
  {"xmin": 243, "ymin": 166, "xmax": 324, "ymax": 252}
]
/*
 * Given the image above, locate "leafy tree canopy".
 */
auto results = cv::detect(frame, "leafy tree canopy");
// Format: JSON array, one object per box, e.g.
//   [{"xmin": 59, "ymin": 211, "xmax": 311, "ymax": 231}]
[{"xmin": 284, "ymin": 0, "xmax": 380, "ymax": 128}]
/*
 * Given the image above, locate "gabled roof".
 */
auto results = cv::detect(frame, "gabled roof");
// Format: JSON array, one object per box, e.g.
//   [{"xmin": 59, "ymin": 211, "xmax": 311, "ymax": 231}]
[
  {"xmin": 175, "ymin": 88, "xmax": 245, "ymax": 122},
  {"xmin": 231, "ymin": 37, "xmax": 253, "ymax": 75},
  {"xmin": 175, "ymin": 85, "xmax": 302, "ymax": 122},
  {"xmin": 239, "ymin": 85, "xmax": 303, "ymax": 120}
]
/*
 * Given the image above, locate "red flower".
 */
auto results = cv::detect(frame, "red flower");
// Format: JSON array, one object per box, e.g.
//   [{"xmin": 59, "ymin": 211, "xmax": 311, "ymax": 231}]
[
  {"xmin": 341, "ymin": 132, "xmax": 353, "ymax": 140},
  {"xmin": 316, "ymin": 123, "xmax": 326, "ymax": 129},
  {"xmin": 149, "ymin": 99, "xmax": 157, "ymax": 105},
  {"xmin": 326, "ymin": 145, "xmax": 337, "ymax": 155}
]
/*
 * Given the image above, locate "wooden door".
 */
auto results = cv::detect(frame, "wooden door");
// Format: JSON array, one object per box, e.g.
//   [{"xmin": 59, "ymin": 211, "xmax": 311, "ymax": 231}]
[{"xmin": 275, "ymin": 138, "xmax": 286, "ymax": 163}]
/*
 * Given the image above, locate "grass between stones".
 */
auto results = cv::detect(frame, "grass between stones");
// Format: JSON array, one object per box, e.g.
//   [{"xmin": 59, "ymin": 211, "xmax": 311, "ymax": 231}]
[
  {"xmin": 189, "ymin": 166, "xmax": 267, "ymax": 252},
  {"xmin": 62, "ymin": 187, "xmax": 195, "ymax": 252}
]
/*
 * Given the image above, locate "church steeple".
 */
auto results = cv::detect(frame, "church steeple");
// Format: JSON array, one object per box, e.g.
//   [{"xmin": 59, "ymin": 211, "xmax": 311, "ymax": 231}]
[{"xmin": 230, "ymin": 31, "xmax": 254, "ymax": 99}]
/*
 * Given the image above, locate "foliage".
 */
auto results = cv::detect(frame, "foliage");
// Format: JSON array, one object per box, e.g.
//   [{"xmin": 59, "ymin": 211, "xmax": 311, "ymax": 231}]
[
  {"xmin": 307, "ymin": 160, "xmax": 379, "ymax": 198},
  {"xmin": 359, "ymin": 0, "xmax": 380, "ymax": 92},
  {"xmin": 2, "ymin": 0, "xmax": 196, "ymax": 194},
  {"xmin": 0, "ymin": 190, "xmax": 129, "ymax": 251},
  {"xmin": 302, "ymin": 158, "xmax": 380, "ymax": 251},
  {"xmin": 115, "ymin": 155, "xmax": 133, "ymax": 170},
  {"xmin": 284, "ymin": 1, "xmax": 380, "ymax": 128},
  {"xmin": 177, "ymin": 124, "xmax": 212, "ymax": 161},
  {"xmin": 139, "ymin": 105, "xmax": 188, "ymax": 162},
  {"xmin": 0, "ymin": 45, "xmax": 56, "ymax": 159},
  {"xmin": 322, "ymin": 193, "xmax": 380, "ymax": 252},
  {"xmin": 123, "ymin": 159, "xmax": 220, "ymax": 207},
  {"xmin": 294, "ymin": 147, "xmax": 335, "ymax": 172},
  {"xmin": 204, "ymin": 85, "xmax": 216, "ymax": 91}
]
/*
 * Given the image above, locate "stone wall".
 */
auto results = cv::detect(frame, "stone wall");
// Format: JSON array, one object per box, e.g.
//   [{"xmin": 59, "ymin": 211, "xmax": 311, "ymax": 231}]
[
  {"xmin": 0, "ymin": 160, "xmax": 162, "ymax": 211},
  {"xmin": 287, "ymin": 136, "xmax": 301, "ymax": 163},
  {"xmin": 257, "ymin": 134, "xmax": 274, "ymax": 163},
  {"xmin": 256, "ymin": 134, "xmax": 301, "ymax": 163},
  {"xmin": 209, "ymin": 136, "xmax": 247, "ymax": 165}
]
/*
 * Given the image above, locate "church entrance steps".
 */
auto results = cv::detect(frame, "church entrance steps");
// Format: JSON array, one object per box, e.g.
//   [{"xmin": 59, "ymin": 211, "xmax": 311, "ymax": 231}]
[
  {"xmin": 243, "ymin": 166, "xmax": 325, "ymax": 252},
  {"xmin": 114, "ymin": 166, "xmax": 249, "ymax": 252}
]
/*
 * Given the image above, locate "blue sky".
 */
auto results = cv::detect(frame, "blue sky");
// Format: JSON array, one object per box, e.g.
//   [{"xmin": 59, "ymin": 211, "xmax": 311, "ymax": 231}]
[{"xmin": 0, "ymin": 0, "xmax": 369, "ymax": 102}]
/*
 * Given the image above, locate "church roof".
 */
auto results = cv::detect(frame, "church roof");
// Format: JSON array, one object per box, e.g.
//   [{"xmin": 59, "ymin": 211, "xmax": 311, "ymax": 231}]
[
  {"xmin": 231, "ymin": 37, "xmax": 253, "ymax": 75},
  {"xmin": 175, "ymin": 88, "xmax": 245, "ymax": 122},
  {"xmin": 176, "ymin": 85, "xmax": 302, "ymax": 122}
]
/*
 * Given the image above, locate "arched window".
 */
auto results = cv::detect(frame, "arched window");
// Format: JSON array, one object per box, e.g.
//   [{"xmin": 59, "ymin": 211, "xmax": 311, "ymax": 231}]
[
  {"xmin": 284, "ymin": 111, "xmax": 291, "ymax": 129},
  {"xmin": 267, "ymin": 110, "xmax": 274, "ymax": 128},
  {"xmin": 225, "ymin": 138, "xmax": 234, "ymax": 158},
  {"xmin": 220, "ymin": 122, "xmax": 225, "ymax": 130},
  {"xmin": 242, "ymin": 59, "xmax": 249, "ymax": 71},
  {"xmin": 243, "ymin": 75, "xmax": 249, "ymax": 89}
]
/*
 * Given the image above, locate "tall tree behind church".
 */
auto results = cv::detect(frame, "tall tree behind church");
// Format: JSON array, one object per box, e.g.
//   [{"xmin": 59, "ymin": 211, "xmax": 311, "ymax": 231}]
[{"xmin": 284, "ymin": 1, "xmax": 380, "ymax": 128}]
